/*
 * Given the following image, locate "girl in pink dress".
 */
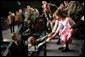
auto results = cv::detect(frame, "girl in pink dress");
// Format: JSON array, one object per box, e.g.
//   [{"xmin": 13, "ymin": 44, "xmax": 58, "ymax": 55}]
[{"xmin": 46, "ymin": 10, "xmax": 75, "ymax": 52}]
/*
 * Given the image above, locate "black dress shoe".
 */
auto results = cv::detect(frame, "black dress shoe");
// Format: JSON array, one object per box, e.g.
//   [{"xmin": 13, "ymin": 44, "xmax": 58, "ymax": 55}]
[
  {"xmin": 62, "ymin": 47, "xmax": 69, "ymax": 52},
  {"xmin": 58, "ymin": 47, "xmax": 64, "ymax": 50}
]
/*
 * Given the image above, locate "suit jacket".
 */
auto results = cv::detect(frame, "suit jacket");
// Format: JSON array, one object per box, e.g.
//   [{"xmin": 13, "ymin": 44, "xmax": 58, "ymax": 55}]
[{"xmin": 8, "ymin": 41, "xmax": 22, "ymax": 56}]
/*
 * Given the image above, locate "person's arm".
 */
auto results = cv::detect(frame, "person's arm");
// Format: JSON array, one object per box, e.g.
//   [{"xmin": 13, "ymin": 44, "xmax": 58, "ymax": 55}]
[
  {"xmin": 47, "ymin": 20, "xmax": 59, "ymax": 38},
  {"xmin": 47, "ymin": 32, "xmax": 54, "ymax": 37},
  {"xmin": 52, "ymin": 21, "xmax": 60, "ymax": 37},
  {"xmin": 37, "ymin": 35, "xmax": 47, "ymax": 42},
  {"xmin": 52, "ymin": 20, "xmax": 59, "ymax": 32},
  {"xmin": 46, "ymin": 21, "xmax": 60, "ymax": 42},
  {"xmin": 68, "ymin": 17, "xmax": 76, "ymax": 28},
  {"xmin": 44, "ymin": 11, "xmax": 49, "ymax": 21},
  {"xmin": 37, "ymin": 41, "xmax": 46, "ymax": 48}
]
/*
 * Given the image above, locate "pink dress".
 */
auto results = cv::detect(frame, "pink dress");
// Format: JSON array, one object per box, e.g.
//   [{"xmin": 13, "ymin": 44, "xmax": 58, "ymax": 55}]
[{"xmin": 58, "ymin": 17, "xmax": 75, "ymax": 43}]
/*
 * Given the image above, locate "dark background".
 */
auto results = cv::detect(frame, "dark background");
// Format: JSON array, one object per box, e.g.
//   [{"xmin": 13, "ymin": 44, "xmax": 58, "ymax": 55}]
[{"xmin": 1, "ymin": 0, "xmax": 63, "ymax": 18}]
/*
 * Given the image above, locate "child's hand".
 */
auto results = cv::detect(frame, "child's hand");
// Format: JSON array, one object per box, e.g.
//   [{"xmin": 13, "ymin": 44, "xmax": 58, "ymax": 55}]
[
  {"xmin": 48, "ymin": 34, "xmax": 51, "ymax": 37},
  {"xmin": 46, "ymin": 38, "xmax": 50, "ymax": 42},
  {"xmin": 48, "ymin": 32, "xmax": 54, "ymax": 37}
]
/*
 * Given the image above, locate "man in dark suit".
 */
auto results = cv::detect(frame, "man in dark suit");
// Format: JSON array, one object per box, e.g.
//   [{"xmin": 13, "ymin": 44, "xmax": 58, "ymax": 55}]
[{"xmin": 8, "ymin": 33, "xmax": 23, "ymax": 56}]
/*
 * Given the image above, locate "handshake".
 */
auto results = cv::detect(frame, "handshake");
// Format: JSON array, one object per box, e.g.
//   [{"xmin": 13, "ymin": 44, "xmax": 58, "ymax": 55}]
[{"xmin": 45, "ymin": 32, "xmax": 55, "ymax": 42}]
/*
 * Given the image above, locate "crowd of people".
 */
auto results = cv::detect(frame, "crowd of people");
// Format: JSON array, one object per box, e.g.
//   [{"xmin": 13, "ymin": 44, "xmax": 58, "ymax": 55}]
[{"xmin": 5, "ymin": 1, "xmax": 84, "ymax": 56}]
